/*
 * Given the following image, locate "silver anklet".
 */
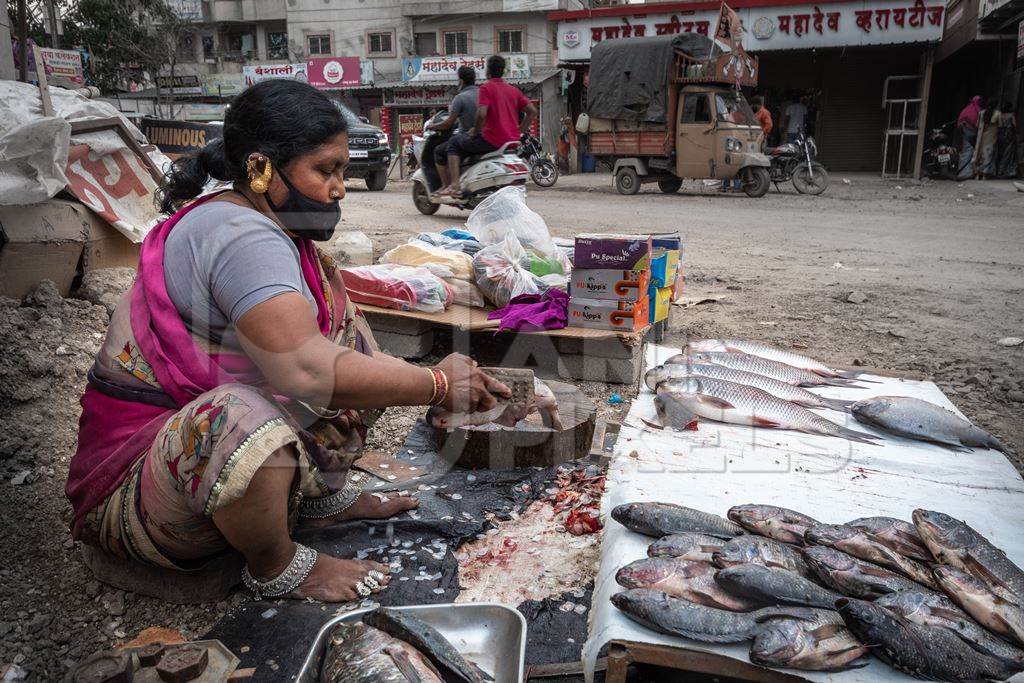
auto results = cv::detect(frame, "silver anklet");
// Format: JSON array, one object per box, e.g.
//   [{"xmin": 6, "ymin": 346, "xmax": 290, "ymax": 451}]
[
  {"xmin": 241, "ymin": 543, "xmax": 318, "ymax": 600},
  {"xmin": 298, "ymin": 482, "xmax": 361, "ymax": 520}
]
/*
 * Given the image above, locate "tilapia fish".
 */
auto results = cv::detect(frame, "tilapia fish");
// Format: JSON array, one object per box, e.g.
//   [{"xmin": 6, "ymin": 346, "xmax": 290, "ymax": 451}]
[
  {"xmin": 654, "ymin": 377, "xmax": 878, "ymax": 444},
  {"xmin": 666, "ymin": 351, "xmax": 865, "ymax": 388},
  {"xmin": 713, "ymin": 535, "xmax": 811, "ymax": 577},
  {"xmin": 320, "ymin": 622, "xmax": 443, "ymax": 683},
  {"xmin": 934, "ymin": 565, "xmax": 1024, "ymax": 647},
  {"xmin": 914, "ymin": 509, "xmax": 1024, "ymax": 600},
  {"xmin": 648, "ymin": 533, "xmax": 726, "ymax": 563},
  {"xmin": 645, "ymin": 364, "xmax": 854, "ymax": 413},
  {"xmin": 616, "ymin": 558, "xmax": 762, "ymax": 611},
  {"xmin": 715, "ymin": 564, "xmax": 842, "ymax": 609},
  {"xmin": 611, "ymin": 502, "xmax": 744, "ymax": 539},
  {"xmin": 363, "ymin": 608, "xmax": 487, "ymax": 683},
  {"xmin": 851, "ymin": 396, "xmax": 1006, "ymax": 452},
  {"xmin": 611, "ymin": 589, "xmax": 803, "ymax": 643},
  {"xmin": 877, "ymin": 590, "xmax": 1024, "ymax": 666},
  {"xmin": 805, "ymin": 524, "xmax": 938, "ymax": 589},
  {"xmin": 728, "ymin": 504, "xmax": 819, "ymax": 545},
  {"xmin": 848, "ymin": 516, "xmax": 933, "ymax": 563},
  {"xmin": 803, "ymin": 546, "xmax": 923, "ymax": 599},
  {"xmin": 686, "ymin": 339, "xmax": 864, "ymax": 380},
  {"xmin": 837, "ymin": 597, "xmax": 1021, "ymax": 682},
  {"xmin": 750, "ymin": 610, "xmax": 869, "ymax": 672}
]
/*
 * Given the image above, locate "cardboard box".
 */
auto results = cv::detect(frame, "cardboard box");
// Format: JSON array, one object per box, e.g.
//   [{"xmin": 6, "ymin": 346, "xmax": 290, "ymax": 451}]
[
  {"xmin": 574, "ymin": 234, "xmax": 652, "ymax": 270},
  {"xmin": 570, "ymin": 267, "xmax": 650, "ymax": 302},
  {"xmin": 649, "ymin": 285, "xmax": 672, "ymax": 323},
  {"xmin": 0, "ymin": 199, "xmax": 139, "ymax": 298},
  {"xmin": 651, "ymin": 233, "xmax": 682, "ymax": 287},
  {"xmin": 569, "ymin": 296, "xmax": 650, "ymax": 332}
]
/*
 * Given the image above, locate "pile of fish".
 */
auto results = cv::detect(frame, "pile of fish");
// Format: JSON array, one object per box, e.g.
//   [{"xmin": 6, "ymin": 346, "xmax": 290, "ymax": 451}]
[
  {"xmin": 645, "ymin": 338, "xmax": 1006, "ymax": 452},
  {"xmin": 320, "ymin": 607, "xmax": 492, "ymax": 682},
  {"xmin": 610, "ymin": 501, "xmax": 1024, "ymax": 680}
]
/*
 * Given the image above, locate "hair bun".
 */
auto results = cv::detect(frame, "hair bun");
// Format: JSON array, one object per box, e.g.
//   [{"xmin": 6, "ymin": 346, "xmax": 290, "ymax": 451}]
[{"xmin": 199, "ymin": 137, "xmax": 232, "ymax": 181}]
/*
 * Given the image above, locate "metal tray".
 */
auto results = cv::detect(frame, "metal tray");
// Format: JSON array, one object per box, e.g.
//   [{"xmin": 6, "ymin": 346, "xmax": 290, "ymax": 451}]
[{"xmin": 296, "ymin": 602, "xmax": 527, "ymax": 683}]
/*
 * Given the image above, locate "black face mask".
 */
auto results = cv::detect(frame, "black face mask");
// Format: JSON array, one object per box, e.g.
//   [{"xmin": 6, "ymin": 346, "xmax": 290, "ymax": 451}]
[{"xmin": 266, "ymin": 170, "xmax": 341, "ymax": 242}]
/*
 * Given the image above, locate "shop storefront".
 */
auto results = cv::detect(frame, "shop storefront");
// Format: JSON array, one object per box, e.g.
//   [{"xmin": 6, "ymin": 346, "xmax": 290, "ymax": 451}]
[{"xmin": 551, "ymin": 0, "xmax": 945, "ymax": 172}]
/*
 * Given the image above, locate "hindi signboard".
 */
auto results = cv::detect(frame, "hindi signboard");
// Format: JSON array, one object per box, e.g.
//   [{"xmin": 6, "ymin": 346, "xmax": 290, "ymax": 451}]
[
  {"xmin": 383, "ymin": 85, "xmax": 455, "ymax": 107},
  {"xmin": 37, "ymin": 48, "xmax": 84, "ymax": 88},
  {"xmin": 242, "ymin": 63, "xmax": 308, "ymax": 87},
  {"xmin": 401, "ymin": 54, "xmax": 531, "ymax": 82},
  {"xmin": 155, "ymin": 74, "xmax": 203, "ymax": 96},
  {"xmin": 307, "ymin": 57, "xmax": 362, "ymax": 89}
]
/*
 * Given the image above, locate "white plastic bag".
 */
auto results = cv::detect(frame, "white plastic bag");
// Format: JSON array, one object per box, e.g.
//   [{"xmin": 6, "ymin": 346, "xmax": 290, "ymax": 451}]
[
  {"xmin": 465, "ymin": 186, "xmax": 558, "ymax": 262},
  {"xmin": 472, "ymin": 232, "xmax": 547, "ymax": 308}
]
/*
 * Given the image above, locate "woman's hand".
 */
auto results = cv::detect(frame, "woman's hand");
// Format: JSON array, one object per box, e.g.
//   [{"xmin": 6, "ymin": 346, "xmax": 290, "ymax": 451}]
[{"xmin": 433, "ymin": 353, "xmax": 510, "ymax": 414}]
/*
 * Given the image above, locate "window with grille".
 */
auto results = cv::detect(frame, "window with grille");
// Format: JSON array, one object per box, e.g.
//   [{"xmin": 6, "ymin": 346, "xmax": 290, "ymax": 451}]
[
  {"xmin": 497, "ymin": 29, "xmax": 523, "ymax": 53},
  {"xmin": 367, "ymin": 31, "xmax": 394, "ymax": 56},
  {"xmin": 268, "ymin": 32, "xmax": 288, "ymax": 59},
  {"xmin": 443, "ymin": 30, "xmax": 469, "ymax": 55},
  {"xmin": 307, "ymin": 34, "xmax": 331, "ymax": 56}
]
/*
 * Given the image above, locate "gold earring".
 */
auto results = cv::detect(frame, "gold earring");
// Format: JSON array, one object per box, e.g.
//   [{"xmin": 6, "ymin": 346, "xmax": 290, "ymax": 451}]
[{"xmin": 247, "ymin": 155, "xmax": 272, "ymax": 194}]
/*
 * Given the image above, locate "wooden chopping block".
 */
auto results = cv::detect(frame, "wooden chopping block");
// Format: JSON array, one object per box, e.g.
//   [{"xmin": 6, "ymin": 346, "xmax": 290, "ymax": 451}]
[{"xmin": 480, "ymin": 367, "xmax": 534, "ymax": 410}]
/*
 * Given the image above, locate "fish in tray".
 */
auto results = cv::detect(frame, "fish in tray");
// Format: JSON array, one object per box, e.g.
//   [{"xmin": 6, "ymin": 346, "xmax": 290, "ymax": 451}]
[
  {"xmin": 653, "ymin": 377, "xmax": 878, "ymax": 444},
  {"xmin": 647, "ymin": 532, "xmax": 727, "ymax": 563},
  {"xmin": 610, "ymin": 588, "xmax": 811, "ymax": 643},
  {"xmin": 837, "ymin": 597, "xmax": 1022, "ymax": 682},
  {"xmin": 805, "ymin": 523, "xmax": 939, "ymax": 589},
  {"xmin": 320, "ymin": 621, "xmax": 444, "ymax": 682},
  {"xmin": 616, "ymin": 558, "xmax": 763, "ymax": 612},
  {"xmin": 712, "ymin": 535, "xmax": 811, "ymax": 578},
  {"xmin": 645, "ymin": 363, "xmax": 854, "ymax": 413},
  {"xmin": 933, "ymin": 566, "xmax": 1024, "ymax": 647},
  {"xmin": 851, "ymin": 396, "xmax": 1006, "ymax": 452},
  {"xmin": 611, "ymin": 502, "xmax": 744, "ymax": 539},
  {"xmin": 847, "ymin": 516, "xmax": 934, "ymax": 563},
  {"xmin": 803, "ymin": 546, "xmax": 927, "ymax": 599},
  {"xmin": 714, "ymin": 564, "xmax": 843, "ymax": 610},
  {"xmin": 685, "ymin": 339, "xmax": 867, "ymax": 381},
  {"xmin": 749, "ymin": 609, "xmax": 870, "ymax": 672},
  {"xmin": 728, "ymin": 504, "xmax": 819, "ymax": 545},
  {"xmin": 913, "ymin": 509, "xmax": 1024, "ymax": 601},
  {"xmin": 666, "ymin": 351, "xmax": 867, "ymax": 388},
  {"xmin": 363, "ymin": 608, "xmax": 491, "ymax": 683},
  {"xmin": 877, "ymin": 590, "xmax": 1024, "ymax": 667}
]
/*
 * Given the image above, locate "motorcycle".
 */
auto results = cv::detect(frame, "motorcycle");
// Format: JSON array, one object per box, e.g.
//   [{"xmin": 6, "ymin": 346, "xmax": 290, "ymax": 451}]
[
  {"xmin": 767, "ymin": 132, "xmax": 829, "ymax": 195},
  {"xmin": 922, "ymin": 121, "xmax": 958, "ymax": 180},
  {"xmin": 411, "ymin": 110, "xmax": 530, "ymax": 215},
  {"xmin": 518, "ymin": 133, "xmax": 559, "ymax": 187}
]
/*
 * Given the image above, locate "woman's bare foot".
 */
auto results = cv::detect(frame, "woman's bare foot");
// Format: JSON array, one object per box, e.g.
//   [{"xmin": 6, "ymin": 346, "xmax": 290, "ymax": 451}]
[
  {"xmin": 292, "ymin": 555, "xmax": 392, "ymax": 602},
  {"xmin": 302, "ymin": 491, "xmax": 420, "ymax": 528}
]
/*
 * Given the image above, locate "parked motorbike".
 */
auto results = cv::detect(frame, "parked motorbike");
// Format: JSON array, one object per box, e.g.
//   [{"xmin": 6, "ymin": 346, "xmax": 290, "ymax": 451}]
[
  {"xmin": 767, "ymin": 132, "xmax": 829, "ymax": 195},
  {"xmin": 411, "ymin": 111, "xmax": 529, "ymax": 215},
  {"xmin": 922, "ymin": 121, "xmax": 958, "ymax": 180},
  {"xmin": 518, "ymin": 133, "xmax": 559, "ymax": 187}
]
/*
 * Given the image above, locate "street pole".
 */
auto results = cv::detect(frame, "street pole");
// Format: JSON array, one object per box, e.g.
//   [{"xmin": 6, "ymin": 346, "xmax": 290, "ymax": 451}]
[
  {"xmin": 913, "ymin": 44, "xmax": 935, "ymax": 180},
  {"xmin": 45, "ymin": 0, "xmax": 61, "ymax": 49},
  {"xmin": 17, "ymin": 0, "xmax": 27, "ymax": 82}
]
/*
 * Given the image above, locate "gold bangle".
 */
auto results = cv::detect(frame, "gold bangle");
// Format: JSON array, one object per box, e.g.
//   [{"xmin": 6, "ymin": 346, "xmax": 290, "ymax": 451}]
[{"xmin": 427, "ymin": 367, "xmax": 438, "ymax": 405}]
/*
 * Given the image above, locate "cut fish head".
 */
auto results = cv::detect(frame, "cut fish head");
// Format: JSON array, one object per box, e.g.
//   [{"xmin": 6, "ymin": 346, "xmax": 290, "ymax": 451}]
[{"xmin": 654, "ymin": 392, "xmax": 699, "ymax": 429}]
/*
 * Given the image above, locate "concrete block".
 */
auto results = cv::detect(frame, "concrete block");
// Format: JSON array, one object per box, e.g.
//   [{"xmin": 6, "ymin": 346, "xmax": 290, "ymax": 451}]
[
  {"xmin": 376, "ymin": 329, "xmax": 434, "ymax": 359},
  {"xmin": 555, "ymin": 335, "xmax": 643, "ymax": 359},
  {"xmin": 80, "ymin": 545, "xmax": 241, "ymax": 604},
  {"xmin": 557, "ymin": 352, "xmax": 643, "ymax": 384},
  {"xmin": 364, "ymin": 311, "xmax": 435, "ymax": 335}
]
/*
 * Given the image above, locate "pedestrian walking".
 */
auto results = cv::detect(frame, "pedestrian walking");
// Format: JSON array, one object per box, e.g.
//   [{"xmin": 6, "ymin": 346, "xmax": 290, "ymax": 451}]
[
  {"xmin": 956, "ymin": 95, "xmax": 982, "ymax": 180},
  {"xmin": 995, "ymin": 100, "xmax": 1018, "ymax": 179},
  {"xmin": 974, "ymin": 99, "xmax": 998, "ymax": 179},
  {"xmin": 783, "ymin": 95, "xmax": 808, "ymax": 142}
]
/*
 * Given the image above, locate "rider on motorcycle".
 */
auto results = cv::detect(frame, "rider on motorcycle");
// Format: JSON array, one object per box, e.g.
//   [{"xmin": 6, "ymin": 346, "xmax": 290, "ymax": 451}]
[{"xmin": 425, "ymin": 66, "xmax": 478, "ymax": 192}]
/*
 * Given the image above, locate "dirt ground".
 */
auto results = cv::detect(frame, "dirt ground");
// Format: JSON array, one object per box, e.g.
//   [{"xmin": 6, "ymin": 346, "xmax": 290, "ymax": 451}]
[{"xmin": 1, "ymin": 172, "xmax": 1021, "ymax": 679}]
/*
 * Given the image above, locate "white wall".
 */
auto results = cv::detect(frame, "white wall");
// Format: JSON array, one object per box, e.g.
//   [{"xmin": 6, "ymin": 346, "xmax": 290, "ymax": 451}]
[{"xmin": 0, "ymin": 11, "xmax": 17, "ymax": 80}]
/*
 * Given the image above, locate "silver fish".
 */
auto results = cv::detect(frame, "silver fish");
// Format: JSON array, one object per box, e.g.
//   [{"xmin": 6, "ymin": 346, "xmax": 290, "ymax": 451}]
[
  {"xmin": 616, "ymin": 558, "xmax": 762, "ymax": 612},
  {"xmin": 611, "ymin": 502, "xmax": 744, "ymax": 539},
  {"xmin": 654, "ymin": 377, "xmax": 878, "ymax": 444},
  {"xmin": 648, "ymin": 533, "xmax": 726, "ymax": 562},
  {"xmin": 666, "ymin": 351, "xmax": 865, "ymax": 388},
  {"xmin": 851, "ymin": 396, "xmax": 1006, "ymax": 452},
  {"xmin": 847, "ymin": 516, "xmax": 933, "ymax": 563},
  {"xmin": 686, "ymin": 339, "xmax": 864, "ymax": 380},
  {"xmin": 805, "ymin": 523, "xmax": 939, "ymax": 589},
  {"xmin": 803, "ymin": 546, "xmax": 925, "ymax": 599},
  {"xmin": 713, "ymin": 535, "xmax": 811, "ymax": 577},
  {"xmin": 646, "ymin": 363, "xmax": 854, "ymax": 413},
  {"xmin": 320, "ymin": 622, "xmax": 444, "ymax": 683},
  {"xmin": 728, "ymin": 504, "xmax": 819, "ymax": 545},
  {"xmin": 933, "ymin": 565, "xmax": 1024, "ymax": 647},
  {"xmin": 750, "ymin": 610, "xmax": 869, "ymax": 672}
]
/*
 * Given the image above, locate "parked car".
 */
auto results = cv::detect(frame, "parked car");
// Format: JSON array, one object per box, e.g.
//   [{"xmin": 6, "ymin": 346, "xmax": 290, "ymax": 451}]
[{"xmin": 334, "ymin": 103, "xmax": 391, "ymax": 191}]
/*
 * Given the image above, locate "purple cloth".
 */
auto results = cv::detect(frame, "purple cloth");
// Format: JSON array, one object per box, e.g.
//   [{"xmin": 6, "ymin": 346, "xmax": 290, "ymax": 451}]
[{"xmin": 488, "ymin": 288, "xmax": 569, "ymax": 332}]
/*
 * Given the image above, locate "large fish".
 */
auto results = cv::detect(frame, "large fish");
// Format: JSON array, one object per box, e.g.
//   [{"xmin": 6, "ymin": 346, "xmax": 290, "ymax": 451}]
[
  {"xmin": 913, "ymin": 509, "xmax": 1024, "ymax": 600},
  {"xmin": 645, "ymin": 364, "xmax": 854, "ymax": 413},
  {"xmin": 363, "ymin": 608, "xmax": 488, "ymax": 683},
  {"xmin": 803, "ymin": 546, "xmax": 924, "ymax": 599},
  {"xmin": 714, "ymin": 564, "xmax": 842, "ymax": 609},
  {"xmin": 847, "ymin": 516, "xmax": 933, "ymax": 563},
  {"xmin": 685, "ymin": 339, "xmax": 864, "ymax": 380},
  {"xmin": 877, "ymin": 590, "xmax": 1024, "ymax": 666},
  {"xmin": 610, "ymin": 589, "xmax": 805, "ymax": 643},
  {"xmin": 750, "ymin": 610, "xmax": 869, "ymax": 672},
  {"xmin": 805, "ymin": 524, "xmax": 938, "ymax": 589},
  {"xmin": 654, "ymin": 377, "xmax": 878, "ymax": 444},
  {"xmin": 647, "ymin": 533, "xmax": 726, "ymax": 563},
  {"xmin": 616, "ymin": 558, "xmax": 763, "ymax": 612},
  {"xmin": 933, "ymin": 565, "xmax": 1024, "ymax": 647},
  {"xmin": 611, "ymin": 502, "xmax": 744, "ymax": 539},
  {"xmin": 653, "ymin": 392, "xmax": 699, "ymax": 431},
  {"xmin": 728, "ymin": 504, "xmax": 819, "ymax": 545},
  {"xmin": 713, "ymin": 535, "xmax": 811, "ymax": 577},
  {"xmin": 666, "ymin": 351, "xmax": 865, "ymax": 388},
  {"xmin": 851, "ymin": 396, "xmax": 1006, "ymax": 452},
  {"xmin": 837, "ymin": 597, "xmax": 1021, "ymax": 682},
  {"xmin": 320, "ymin": 622, "xmax": 444, "ymax": 683}
]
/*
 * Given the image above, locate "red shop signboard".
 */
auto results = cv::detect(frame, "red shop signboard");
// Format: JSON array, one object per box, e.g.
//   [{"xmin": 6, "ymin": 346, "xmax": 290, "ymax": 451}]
[{"xmin": 307, "ymin": 57, "xmax": 362, "ymax": 90}]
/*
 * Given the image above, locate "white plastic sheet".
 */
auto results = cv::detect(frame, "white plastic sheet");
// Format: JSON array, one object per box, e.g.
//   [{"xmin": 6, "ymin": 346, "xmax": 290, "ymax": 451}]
[{"xmin": 583, "ymin": 345, "xmax": 1024, "ymax": 682}]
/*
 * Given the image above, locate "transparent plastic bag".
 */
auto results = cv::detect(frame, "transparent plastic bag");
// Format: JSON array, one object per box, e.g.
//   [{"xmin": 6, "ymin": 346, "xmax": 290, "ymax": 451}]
[
  {"xmin": 465, "ymin": 186, "xmax": 558, "ymax": 263},
  {"xmin": 472, "ymin": 232, "xmax": 547, "ymax": 308},
  {"xmin": 380, "ymin": 242, "xmax": 474, "ymax": 281},
  {"xmin": 339, "ymin": 264, "xmax": 452, "ymax": 313}
]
